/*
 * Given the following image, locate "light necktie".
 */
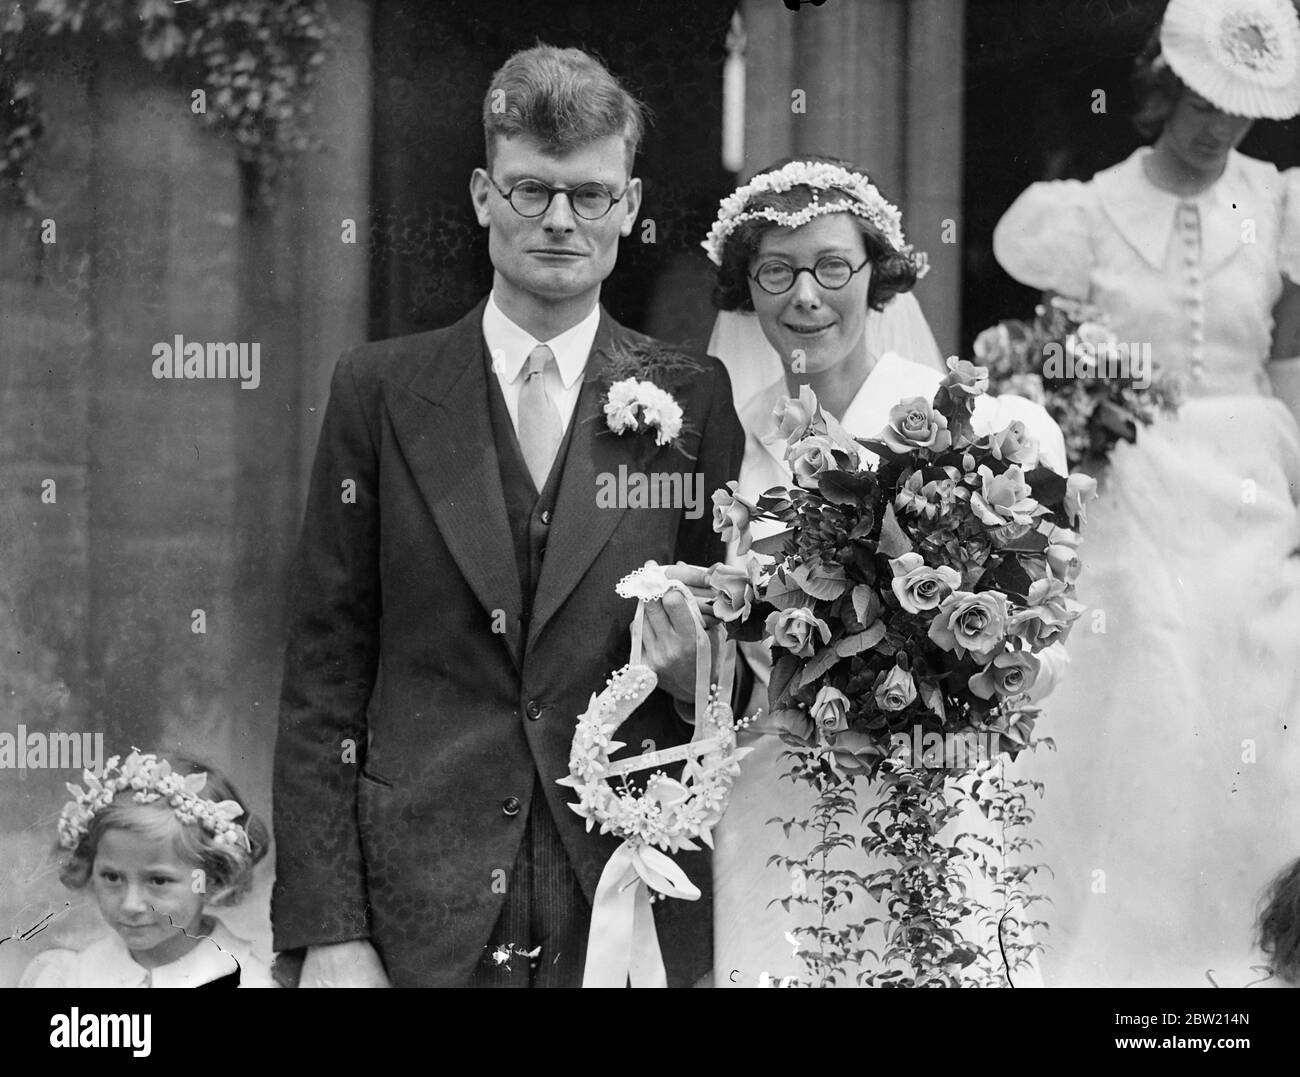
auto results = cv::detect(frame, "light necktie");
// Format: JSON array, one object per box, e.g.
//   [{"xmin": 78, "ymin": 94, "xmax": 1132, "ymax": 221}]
[{"xmin": 517, "ymin": 343, "xmax": 563, "ymax": 491}]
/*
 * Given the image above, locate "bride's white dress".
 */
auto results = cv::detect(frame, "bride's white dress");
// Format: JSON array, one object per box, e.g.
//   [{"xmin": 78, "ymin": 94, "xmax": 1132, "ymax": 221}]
[
  {"xmin": 992, "ymin": 146, "xmax": 1300, "ymax": 987},
  {"xmin": 711, "ymin": 350, "xmax": 1068, "ymax": 987}
]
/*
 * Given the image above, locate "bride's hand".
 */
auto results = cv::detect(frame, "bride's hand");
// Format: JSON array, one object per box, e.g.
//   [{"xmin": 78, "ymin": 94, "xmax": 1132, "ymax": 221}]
[{"xmin": 663, "ymin": 562, "xmax": 720, "ymax": 624}]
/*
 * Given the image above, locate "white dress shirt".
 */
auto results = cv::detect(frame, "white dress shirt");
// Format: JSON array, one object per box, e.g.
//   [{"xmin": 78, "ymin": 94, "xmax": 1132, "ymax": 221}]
[{"xmin": 482, "ymin": 291, "xmax": 599, "ymax": 437}]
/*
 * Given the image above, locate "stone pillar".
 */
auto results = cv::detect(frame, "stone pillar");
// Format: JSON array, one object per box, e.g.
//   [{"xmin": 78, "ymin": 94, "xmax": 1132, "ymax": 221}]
[
  {"xmin": 738, "ymin": 0, "xmax": 965, "ymax": 356},
  {"xmin": 0, "ymin": 1, "xmax": 374, "ymax": 977},
  {"xmin": 227, "ymin": 0, "xmax": 373, "ymax": 809},
  {"xmin": 293, "ymin": 0, "xmax": 372, "ymax": 504}
]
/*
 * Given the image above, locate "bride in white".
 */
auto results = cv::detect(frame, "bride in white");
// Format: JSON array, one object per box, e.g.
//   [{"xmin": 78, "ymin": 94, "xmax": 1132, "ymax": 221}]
[
  {"xmin": 991, "ymin": 0, "xmax": 1300, "ymax": 987},
  {"xmin": 697, "ymin": 156, "xmax": 1067, "ymax": 986}
]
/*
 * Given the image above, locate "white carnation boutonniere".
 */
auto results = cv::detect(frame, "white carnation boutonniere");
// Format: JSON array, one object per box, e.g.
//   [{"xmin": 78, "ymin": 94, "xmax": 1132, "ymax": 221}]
[{"xmin": 603, "ymin": 377, "xmax": 684, "ymax": 447}]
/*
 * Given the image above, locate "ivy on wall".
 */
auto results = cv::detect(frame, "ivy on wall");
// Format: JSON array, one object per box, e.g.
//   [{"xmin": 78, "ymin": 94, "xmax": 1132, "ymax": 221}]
[{"xmin": 0, "ymin": 0, "xmax": 335, "ymax": 209}]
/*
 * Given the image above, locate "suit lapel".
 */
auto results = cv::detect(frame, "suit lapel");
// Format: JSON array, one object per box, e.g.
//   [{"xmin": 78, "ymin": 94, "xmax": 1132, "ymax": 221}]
[
  {"xmin": 527, "ymin": 310, "xmax": 652, "ymax": 653},
  {"xmin": 384, "ymin": 300, "xmax": 525, "ymax": 669}
]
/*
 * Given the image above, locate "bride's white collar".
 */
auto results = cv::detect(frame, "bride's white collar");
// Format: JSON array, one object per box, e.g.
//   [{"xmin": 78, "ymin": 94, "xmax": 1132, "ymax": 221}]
[
  {"xmin": 740, "ymin": 351, "xmax": 942, "ymax": 470},
  {"xmin": 737, "ymin": 353, "xmax": 1069, "ymax": 477}
]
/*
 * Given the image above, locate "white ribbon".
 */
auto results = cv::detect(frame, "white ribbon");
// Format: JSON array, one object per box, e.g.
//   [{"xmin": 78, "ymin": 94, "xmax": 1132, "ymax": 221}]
[
  {"xmin": 580, "ymin": 563, "xmax": 740, "ymax": 987},
  {"xmin": 582, "ymin": 842, "xmax": 701, "ymax": 988}
]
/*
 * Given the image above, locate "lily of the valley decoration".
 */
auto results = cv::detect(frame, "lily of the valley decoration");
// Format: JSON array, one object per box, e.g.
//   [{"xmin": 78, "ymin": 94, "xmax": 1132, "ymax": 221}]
[
  {"xmin": 559, "ymin": 562, "xmax": 750, "ymax": 988},
  {"xmin": 0, "ymin": 0, "xmax": 333, "ymax": 209}
]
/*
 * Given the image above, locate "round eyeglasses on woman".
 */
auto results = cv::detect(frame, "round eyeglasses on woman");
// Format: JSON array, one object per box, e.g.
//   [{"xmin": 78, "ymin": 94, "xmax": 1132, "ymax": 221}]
[
  {"xmin": 488, "ymin": 176, "xmax": 627, "ymax": 221},
  {"xmin": 749, "ymin": 255, "xmax": 871, "ymax": 295}
]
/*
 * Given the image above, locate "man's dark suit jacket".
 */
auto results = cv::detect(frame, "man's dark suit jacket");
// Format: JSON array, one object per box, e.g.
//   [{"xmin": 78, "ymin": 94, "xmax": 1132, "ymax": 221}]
[{"xmin": 271, "ymin": 299, "xmax": 745, "ymax": 986}]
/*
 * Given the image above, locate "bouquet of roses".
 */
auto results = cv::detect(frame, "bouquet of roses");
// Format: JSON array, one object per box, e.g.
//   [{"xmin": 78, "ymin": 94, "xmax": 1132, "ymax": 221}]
[
  {"xmin": 975, "ymin": 296, "xmax": 1181, "ymax": 472},
  {"xmin": 707, "ymin": 359, "xmax": 1096, "ymax": 987}
]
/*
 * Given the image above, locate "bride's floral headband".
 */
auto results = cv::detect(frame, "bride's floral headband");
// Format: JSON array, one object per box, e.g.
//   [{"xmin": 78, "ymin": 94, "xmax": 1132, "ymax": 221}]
[
  {"xmin": 59, "ymin": 750, "xmax": 252, "ymax": 853},
  {"xmin": 702, "ymin": 160, "xmax": 922, "ymax": 270}
]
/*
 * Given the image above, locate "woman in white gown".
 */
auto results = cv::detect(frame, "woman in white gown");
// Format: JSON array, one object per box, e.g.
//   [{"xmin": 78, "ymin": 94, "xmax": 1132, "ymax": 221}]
[
  {"xmin": 699, "ymin": 155, "xmax": 1068, "ymax": 986},
  {"xmin": 991, "ymin": 0, "xmax": 1300, "ymax": 987}
]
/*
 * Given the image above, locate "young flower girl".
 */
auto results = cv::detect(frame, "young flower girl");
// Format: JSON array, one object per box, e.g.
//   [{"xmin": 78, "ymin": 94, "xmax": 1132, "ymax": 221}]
[{"xmin": 20, "ymin": 750, "xmax": 273, "ymax": 987}]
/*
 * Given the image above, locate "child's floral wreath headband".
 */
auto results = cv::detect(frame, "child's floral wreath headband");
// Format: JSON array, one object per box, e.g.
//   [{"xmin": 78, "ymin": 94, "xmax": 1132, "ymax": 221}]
[
  {"xmin": 701, "ymin": 160, "xmax": 927, "ymax": 276},
  {"xmin": 59, "ymin": 750, "xmax": 252, "ymax": 853}
]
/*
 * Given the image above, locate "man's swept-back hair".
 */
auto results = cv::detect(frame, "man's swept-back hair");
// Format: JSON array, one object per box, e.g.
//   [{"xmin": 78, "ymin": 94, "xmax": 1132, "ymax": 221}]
[{"xmin": 482, "ymin": 44, "xmax": 647, "ymax": 171}]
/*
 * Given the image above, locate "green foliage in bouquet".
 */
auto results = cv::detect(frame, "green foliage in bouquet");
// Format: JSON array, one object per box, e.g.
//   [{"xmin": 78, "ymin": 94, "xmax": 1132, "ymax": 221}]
[
  {"xmin": 0, "ymin": 0, "xmax": 334, "ymax": 209},
  {"xmin": 709, "ymin": 360, "xmax": 1098, "ymax": 986},
  {"xmin": 974, "ymin": 296, "xmax": 1181, "ymax": 473}
]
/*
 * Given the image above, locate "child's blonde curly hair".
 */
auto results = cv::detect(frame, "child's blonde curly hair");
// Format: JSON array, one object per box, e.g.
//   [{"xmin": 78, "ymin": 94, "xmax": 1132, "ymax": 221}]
[{"xmin": 59, "ymin": 751, "xmax": 268, "ymax": 906}]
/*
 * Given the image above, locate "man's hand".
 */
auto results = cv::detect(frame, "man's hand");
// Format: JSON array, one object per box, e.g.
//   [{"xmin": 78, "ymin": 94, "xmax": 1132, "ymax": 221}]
[
  {"xmin": 299, "ymin": 939, "xmax": 391, "ymax": 988},
  {"xmin": 641, "ymin": 563, "xmax": 718, "ymax": 703}
]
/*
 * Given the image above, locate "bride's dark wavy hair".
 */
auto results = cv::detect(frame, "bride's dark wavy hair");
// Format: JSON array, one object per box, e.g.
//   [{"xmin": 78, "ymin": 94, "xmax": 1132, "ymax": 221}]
[
  {"xmin": 712, "ymin": 154, "xmax": 918, "ymax": 314},
  {"xmin": 1257, "ymin": 857, "xmax": 1300, "ymax": 984}
]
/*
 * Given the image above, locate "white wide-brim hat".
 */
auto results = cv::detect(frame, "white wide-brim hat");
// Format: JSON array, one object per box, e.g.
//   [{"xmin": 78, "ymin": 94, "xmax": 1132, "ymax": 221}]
[{"xmin": 1161, "ymin": 0, "xmax": 1300, "ymax": 119}]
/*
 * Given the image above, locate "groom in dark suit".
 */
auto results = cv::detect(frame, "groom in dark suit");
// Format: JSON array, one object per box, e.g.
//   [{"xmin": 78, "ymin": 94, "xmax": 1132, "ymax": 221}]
[{"xmin": 271, "ymin": 44, "xmax": 744, "ymax": 987}]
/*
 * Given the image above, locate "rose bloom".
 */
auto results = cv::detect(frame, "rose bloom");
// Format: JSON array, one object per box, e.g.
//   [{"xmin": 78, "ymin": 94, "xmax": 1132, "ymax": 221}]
[
  {"xmin": 826, "ymin": 728, "xmax": 881, "ymax": 775},
  {"xmin": 989, "ymin": 421, "xmax": 1039, "ymax": 469},
  {"xmin": 772, "ymin": 383, "xmax": 822, "ymax": 441},
  {"xmin": 888, "ymin": 552, "xmax": 961, "ymax": 614},
  {"xmin": 973, "ymin": 324, "xmax": 1012, "ymax": 365},
  {"xmin": 1044, "ymin": 523, "xmax": 1081, "ymax": 549},
  {"xmin": 1045, "ymin": 543, "xmax": 1081, "ymax": 583},
  {"xmin": 820, "ymin": 410, "xmax": 863, "ymax": 470},
  {"xmin": 786, "ymin": 435, "xmax": 842, "ymax": 487},
  {"xmin": 1006, "ymin": 577, "xmax": 1082, "ymax": 649},
  {"xmin": 880, "ymin": 397, "xmax": 953, "ymax": 454},
  {"xmin": 1005, "ymin": 372, "xmax": 1047, "ymax": 407},
  {"xmin": 706, "ymin": 557, "xmax": 763, "ymax": 622},
  {"xmin": 1064, "ymin": 472, "xmax": 1099, "ymax": 527},
  {"xmin": 940, "ymin": 357, "xmax": 990, "ymax": 397},
  {"xmin": 765, "ymin": 606, "xmax": 832, "ymax": 659},
  {"xmin": 928, "ymin": 590, "xmax": 1010, "ymax": 662},
  {"xmin": 1076, "ymin": 320, "xmax": 1117, "ymax": 349},
  {"xmin": 970, "ymin": 464, "xmax": 1039, "ymax": 527},
  {"xmin": 874, "ymin": 664, "xmax": 917, "ymax": 711},
  {"xmin": 811, "ymin": 685, "xmax": 851, "ymax": 735},
  {"xmin": 711, "ymin": 481, "xmax": 755, "ymax": 554},
  {"xmin": 968, "ymin": 649, "xmax": 1041, "ymax": 700}
]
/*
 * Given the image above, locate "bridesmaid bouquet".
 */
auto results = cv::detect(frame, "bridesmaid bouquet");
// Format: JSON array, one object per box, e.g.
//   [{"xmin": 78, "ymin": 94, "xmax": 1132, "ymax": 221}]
[
  {"xmin": 709, "ymin": 361, "xmax": 1094, "ymax": 987},
  {"xmin": 974, "ymin": 296, "xmax": 1181, "ymax": 472}
]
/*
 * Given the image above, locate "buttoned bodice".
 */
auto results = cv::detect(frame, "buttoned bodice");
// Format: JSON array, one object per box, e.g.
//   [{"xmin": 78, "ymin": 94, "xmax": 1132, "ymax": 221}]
[{"xmin": 994, "ymin": 148, "xmax": 1300, "ymax": 398}]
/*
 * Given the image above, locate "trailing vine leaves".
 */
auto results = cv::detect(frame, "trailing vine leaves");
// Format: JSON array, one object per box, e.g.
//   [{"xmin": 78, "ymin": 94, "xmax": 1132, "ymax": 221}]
[
  {"xmin": 775, "ymin": 745, "xmax": 1047, "ymax": 988},
  {"xmin": 0, "ymin": 0, "xmax": 334, "ymax": 210}
]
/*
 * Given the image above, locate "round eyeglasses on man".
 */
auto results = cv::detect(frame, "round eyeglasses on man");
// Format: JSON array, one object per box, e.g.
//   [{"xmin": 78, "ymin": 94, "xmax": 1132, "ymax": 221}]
[
  {"xmin": 749, "ymin": 255, "xmax": 871, "ymax": 295},
  {"xmin": 489, "ymin": 176, "xmax": 627, "ymax": 221}
]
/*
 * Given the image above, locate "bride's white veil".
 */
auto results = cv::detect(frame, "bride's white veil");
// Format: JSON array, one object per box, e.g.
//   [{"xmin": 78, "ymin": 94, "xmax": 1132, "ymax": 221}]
[{"xmin": 707, "ymin": 291, "xmax": 947, "ymax": 408}]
